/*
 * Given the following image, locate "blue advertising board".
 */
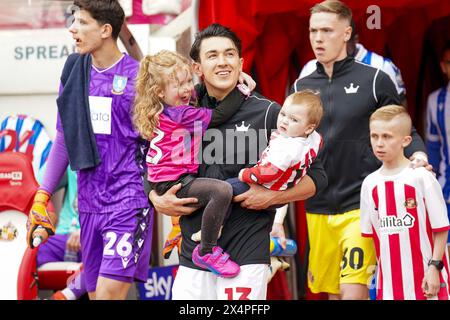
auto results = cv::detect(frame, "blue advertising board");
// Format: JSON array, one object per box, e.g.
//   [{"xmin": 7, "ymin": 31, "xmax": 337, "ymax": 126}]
[{"xmin": 138, "ymin": 265, "xmax": 178, "ymax": 300}]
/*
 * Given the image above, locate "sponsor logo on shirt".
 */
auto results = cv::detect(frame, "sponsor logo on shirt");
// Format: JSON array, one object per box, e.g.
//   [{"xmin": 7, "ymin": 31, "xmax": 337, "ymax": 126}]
[
  {"xmin": 89, "ymin": 96, "xmax": 112, "ymax": 135},
  {"xmin": 380, "ymin": 213, "xmax": 415, "ymax": 234}
]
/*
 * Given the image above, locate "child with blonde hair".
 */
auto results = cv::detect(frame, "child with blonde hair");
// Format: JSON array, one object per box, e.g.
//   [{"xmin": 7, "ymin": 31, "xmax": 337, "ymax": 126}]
[{"xmin": 134, "ymin": 50, "xmax": 247, "ymax": 278}]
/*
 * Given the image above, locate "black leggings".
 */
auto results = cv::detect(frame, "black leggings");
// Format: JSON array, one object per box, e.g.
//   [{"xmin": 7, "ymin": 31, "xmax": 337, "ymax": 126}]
[{"xmin": 175, "ymin": 178, "xmax": 233, "ymax": 255}]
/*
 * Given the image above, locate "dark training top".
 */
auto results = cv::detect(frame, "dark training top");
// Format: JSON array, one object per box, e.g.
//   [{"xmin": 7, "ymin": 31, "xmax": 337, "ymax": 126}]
[
  {"xmin": 179, "ymin": 87, "xmax": 327, "ymax": 269},
  {"xmin": 292, "ymin": 56, "xmax": 426, "ymax": 215}
]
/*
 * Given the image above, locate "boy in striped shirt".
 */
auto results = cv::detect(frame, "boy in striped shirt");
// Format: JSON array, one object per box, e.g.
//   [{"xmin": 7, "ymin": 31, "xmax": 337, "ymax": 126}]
[{"xmin": 360, "ymin": 105, "xmax": 450, "ymax": 300}]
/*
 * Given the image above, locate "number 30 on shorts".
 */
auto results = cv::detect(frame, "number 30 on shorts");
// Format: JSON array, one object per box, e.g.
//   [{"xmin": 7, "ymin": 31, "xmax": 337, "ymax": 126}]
[
  {"xmin": 341, "ymin": 247, "xmax": 364, "ymax": 270},
  {"xmin": 103, "ymin": 232, "xmax": 133, "ymax": 258}
]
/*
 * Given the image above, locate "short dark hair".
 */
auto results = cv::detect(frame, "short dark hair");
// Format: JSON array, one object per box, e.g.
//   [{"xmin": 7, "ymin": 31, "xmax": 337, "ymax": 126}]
[
  {"xmin": 190, "ymin": 23, "xmax": 242, "ymax": 62},
  {"xmin": 73, "ymin": 0, "xmax": 124, "ymax": 39}
]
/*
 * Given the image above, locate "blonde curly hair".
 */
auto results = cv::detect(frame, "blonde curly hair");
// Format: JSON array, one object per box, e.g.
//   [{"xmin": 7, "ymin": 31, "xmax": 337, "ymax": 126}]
[{"xmin": 133, "ymin": 50, "xmax": 192, "ymax": 140}]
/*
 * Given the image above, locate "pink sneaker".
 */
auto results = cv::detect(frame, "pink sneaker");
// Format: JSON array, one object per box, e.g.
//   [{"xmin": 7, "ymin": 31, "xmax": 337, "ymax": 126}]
[{"xmin": 192, "ymin": 245, "xmax": 240, "ymax": 278}]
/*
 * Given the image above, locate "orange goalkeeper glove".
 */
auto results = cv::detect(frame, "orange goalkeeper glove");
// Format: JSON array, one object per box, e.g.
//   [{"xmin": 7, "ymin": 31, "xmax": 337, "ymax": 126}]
[
  {"xmin": 162, "ymin": 216, "xmax": 182, "ymax": 259},
  {"xmin": 26, "ymin": 190, "xmax": 56, "ymax": 249}
]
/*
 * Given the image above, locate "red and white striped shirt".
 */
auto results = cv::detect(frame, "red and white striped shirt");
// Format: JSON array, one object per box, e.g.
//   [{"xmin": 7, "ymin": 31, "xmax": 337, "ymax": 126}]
[
  {"xmin": 240, "ymin": 130, "xmax": 322, "ymax": 191},
  {"xmin": 360, "ymin": 166, "xmax": 450, "ymax": 300}
]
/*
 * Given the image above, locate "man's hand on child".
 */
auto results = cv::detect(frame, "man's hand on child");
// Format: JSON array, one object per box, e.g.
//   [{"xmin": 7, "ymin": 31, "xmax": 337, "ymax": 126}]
[
  {"xmin": 234, "ymin": 184, "xmax": 278, "ymax": 210},
  {"xmin": 149, "ymin": 184, "xmax": 198, "ymax": 217}
]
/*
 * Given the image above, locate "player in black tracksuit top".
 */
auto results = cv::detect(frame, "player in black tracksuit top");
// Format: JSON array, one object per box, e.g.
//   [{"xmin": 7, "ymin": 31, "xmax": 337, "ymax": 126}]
[
  {"xmin": 154, "ymin": 23, "xmax": 328, "ymax": 300},
  {"xmin": 293, "ymin": 56, "xmax": 425, "ymax": 214},
  {"xmin": 179, "ymin": 87, "xmax": 327, "ymax": 270},
  {"xmin": 292, "ymin": 56, "xmax": 426, "ymax": 295}
]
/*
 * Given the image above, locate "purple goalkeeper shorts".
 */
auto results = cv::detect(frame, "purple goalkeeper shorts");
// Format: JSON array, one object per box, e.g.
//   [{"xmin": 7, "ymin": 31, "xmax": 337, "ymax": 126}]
[{"xmin": 79, "ymin": 207, "xmax": 153, "ymax": 293}]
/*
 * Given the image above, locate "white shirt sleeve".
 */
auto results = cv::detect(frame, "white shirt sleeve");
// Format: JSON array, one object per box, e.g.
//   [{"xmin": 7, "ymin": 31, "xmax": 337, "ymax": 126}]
[
  {"xmin": 421, "ymin": 169, "xmax": 450, "ymax": 231},
  {"xmin": 360, "ymin": 178, "xmax": 375, "ymax": 236},
  {"xmin": 263, "ymin": 137, "xmax": 303, "ymax": 171}
]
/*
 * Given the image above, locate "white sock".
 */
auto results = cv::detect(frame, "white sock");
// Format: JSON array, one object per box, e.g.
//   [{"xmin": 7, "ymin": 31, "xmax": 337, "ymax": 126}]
[{"xmin": 61, "ymin": 288, "xmax": 77, "ymax": 300}]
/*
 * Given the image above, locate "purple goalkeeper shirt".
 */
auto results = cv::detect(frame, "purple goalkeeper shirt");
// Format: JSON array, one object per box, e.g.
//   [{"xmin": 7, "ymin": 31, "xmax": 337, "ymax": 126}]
[{"xmin": 57, "ymin": 54, "xmax": 149, "ymax": 213}]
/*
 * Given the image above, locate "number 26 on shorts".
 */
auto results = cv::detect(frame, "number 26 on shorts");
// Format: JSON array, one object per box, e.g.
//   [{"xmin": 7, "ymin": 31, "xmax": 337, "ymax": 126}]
[{"xmin": 103, "ymin": 232, "xmax": 133, "ymax": 258}]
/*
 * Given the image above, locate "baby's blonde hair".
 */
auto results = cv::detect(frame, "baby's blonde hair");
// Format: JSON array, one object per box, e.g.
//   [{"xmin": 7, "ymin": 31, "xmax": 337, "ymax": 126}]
[
  {"xmin": 370, "ymin": 105, "xmax": 412, "ymax": 135},
  {"xmin": 133, "ymin": 50, "xmax": 192, "ymax": 140}
]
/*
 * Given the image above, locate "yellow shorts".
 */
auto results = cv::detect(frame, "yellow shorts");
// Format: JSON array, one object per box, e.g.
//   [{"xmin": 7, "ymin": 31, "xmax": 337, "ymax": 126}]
[{"xmin": 306, "ymin": 209, "xmax": 376, "ymax": 295}]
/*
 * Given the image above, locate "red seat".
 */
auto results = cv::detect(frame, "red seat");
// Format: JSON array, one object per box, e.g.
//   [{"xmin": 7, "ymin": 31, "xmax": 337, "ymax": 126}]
[
  {"xmin": 0, "ymin": 151, "xmax": 78, "ymax": 299},
  {"xmin": 37, "ymin": 262, "xmax": 81, "ymax": 291}
]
